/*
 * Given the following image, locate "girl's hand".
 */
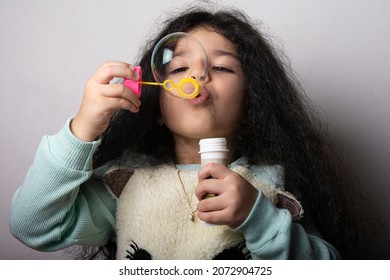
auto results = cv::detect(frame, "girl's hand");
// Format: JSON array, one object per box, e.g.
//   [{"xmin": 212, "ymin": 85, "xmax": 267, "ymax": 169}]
[
  {"xmin": 195, "ymin": 163, "xmax": 258, "ymax": 228},
  {"xmin": 71, "ymin": 61, "xmax": 141, "ymax": 142}
]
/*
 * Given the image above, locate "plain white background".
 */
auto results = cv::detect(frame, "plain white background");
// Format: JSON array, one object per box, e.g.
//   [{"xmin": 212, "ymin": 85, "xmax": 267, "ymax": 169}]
[{"xmin": 1, "ymin": 0, "xmax": 389, "ymax": 259}]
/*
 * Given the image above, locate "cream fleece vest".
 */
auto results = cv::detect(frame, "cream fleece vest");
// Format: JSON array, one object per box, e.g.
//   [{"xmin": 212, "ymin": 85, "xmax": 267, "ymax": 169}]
[{"xmin": 105, "ymin": 164, "xmax": 302, "ymax": 260}]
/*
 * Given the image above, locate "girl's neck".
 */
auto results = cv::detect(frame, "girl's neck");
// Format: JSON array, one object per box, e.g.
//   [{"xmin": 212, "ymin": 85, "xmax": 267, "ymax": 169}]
[
  {"xmin": 174, "ymin": 138, "xmax": 201, "ymax": 164},
  {"xmin": 173, "ymin": 135, "xmax": 236, "ymax": 165}
]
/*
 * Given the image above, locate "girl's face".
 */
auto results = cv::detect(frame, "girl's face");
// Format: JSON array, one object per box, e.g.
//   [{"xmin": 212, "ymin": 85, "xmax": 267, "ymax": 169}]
[{"xmin": 160, "ymin": 27, "xmax": 245, "ymax": 147}]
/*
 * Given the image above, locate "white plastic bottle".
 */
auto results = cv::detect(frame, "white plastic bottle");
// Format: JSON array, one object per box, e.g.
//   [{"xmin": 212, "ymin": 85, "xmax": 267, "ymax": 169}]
[
  {"xmin": 199, "ymin": 138, "xmax": 229, "ymax": 225},
  {"xmin": 199, "ymin": 138, "xmax": 229, "ymax": 196},
  {"xmin": 199, "ymin": 138, "xmax": 229, "ymax": 167}
]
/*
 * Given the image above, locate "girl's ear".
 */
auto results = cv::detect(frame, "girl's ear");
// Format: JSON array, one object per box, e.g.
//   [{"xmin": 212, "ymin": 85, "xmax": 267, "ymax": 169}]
[{"xmin": 103, "ymin": 168, "xmax": 134, "ymax": 198}]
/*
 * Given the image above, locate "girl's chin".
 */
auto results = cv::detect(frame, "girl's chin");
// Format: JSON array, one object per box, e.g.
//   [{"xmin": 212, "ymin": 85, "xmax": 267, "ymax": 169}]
[
  {"xmin": 178, "ymin": 130, "xmax": 228, "ymax": 141},
  {"xmin": 167, "ymin": 120, "xmax": 231, "ymax": 140}
]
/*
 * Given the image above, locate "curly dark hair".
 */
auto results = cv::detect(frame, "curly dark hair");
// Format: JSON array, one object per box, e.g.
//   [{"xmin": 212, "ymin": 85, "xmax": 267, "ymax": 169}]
[{"xmin": 71, "ymin": 5, "xmax": 378, "ymax": 260}]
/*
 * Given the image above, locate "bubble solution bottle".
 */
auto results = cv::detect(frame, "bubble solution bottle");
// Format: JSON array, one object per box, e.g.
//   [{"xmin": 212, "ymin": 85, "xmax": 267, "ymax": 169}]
[
  {"xmin": 199, "ymin": 138, "xmax": 229, "ymax": 199},
  {"xmin": 199, "ymin": 138, "xmax": 229, "ymax": 226},
  {"xmin": 199, "ymin": 138, "xmax": 229, "ymax": 167}
]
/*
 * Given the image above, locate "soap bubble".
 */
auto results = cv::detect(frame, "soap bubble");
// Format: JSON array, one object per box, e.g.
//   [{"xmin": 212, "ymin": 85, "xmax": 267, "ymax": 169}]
[{"xmin": 151, "ymin": 32, "xmax": 208, "ymax": 99}]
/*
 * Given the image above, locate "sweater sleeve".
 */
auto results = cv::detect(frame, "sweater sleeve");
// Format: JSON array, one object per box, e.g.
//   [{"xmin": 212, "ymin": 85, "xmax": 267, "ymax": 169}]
[
  {"xmin": 233, "ymin": 192, "xmax": 340, "ymax": 259},
  {"xmin": 9, "ymin": 119, "xmax": 117, "ymax": 252}
]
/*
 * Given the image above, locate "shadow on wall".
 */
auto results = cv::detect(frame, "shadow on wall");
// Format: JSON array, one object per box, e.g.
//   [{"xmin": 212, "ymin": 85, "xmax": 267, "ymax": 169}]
[
  {"xmin": 350, "ymin": 143, "xmax": 390, "ymax": 260},
  {"xmin": 324, "ymin": 112, "xmax": 390, "ymax": 259}
]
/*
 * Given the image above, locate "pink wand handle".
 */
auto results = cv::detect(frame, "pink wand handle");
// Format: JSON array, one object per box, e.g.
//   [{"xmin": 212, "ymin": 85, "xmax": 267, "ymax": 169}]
[{"xmin": 124, "ymin": 66, "xmax": 142, "ymax": 96}]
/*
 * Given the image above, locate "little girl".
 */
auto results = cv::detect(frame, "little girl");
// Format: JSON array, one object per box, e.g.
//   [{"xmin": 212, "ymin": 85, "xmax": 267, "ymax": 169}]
[{"xmin": 10, "ymin": 7, "xmax": 373, "ymax": 259}]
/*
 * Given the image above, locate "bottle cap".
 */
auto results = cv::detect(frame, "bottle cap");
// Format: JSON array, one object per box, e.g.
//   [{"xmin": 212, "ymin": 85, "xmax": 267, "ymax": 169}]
[{"xmin": 199, "ymin": 138, "xmax": 229, "ymax": 154}]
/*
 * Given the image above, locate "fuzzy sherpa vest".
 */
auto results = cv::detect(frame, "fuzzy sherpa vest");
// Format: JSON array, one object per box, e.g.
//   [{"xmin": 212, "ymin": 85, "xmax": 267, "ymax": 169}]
[{"xmin": 104, "ymin": 164, "xmax": 303, "ymax": 260}]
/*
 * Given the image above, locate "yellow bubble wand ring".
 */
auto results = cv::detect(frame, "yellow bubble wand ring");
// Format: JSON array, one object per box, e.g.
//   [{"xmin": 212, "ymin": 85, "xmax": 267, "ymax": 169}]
[
  {"xmin": 124, "ymin": 67, "xmax": 201, "ymax": 99},
  {"xmin": 139, "ymin": 77, "xmax": 200, "ymax": 99}
]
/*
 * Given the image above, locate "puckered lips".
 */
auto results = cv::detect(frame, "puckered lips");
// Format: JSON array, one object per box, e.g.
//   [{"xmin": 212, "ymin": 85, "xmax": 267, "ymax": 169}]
[{"xmin": 189, "ymin": 89, "xmax": 210, "ymax": 106}]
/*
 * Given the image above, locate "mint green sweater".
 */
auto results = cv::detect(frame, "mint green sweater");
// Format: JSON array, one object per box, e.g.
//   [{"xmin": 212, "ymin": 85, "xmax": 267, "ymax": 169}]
[{"xmin": 9, "ymin": 119, "xmax": 339, "ymax": 259}]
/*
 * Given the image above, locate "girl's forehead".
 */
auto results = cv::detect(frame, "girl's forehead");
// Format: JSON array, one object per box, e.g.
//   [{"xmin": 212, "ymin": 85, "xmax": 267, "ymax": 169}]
[{"xmin": 187, "ymin": 28, "xmax": 236, "ymax": 54}]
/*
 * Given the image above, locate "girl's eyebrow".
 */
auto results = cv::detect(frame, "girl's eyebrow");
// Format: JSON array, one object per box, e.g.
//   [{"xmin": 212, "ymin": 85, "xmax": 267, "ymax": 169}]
[
  {"xmin": 172, "ymin": 49, "xmax": 190, "ymax": 58},
  {"xmin": 210, "ymin": 49, "xmax": 239, "ymax": 60}
]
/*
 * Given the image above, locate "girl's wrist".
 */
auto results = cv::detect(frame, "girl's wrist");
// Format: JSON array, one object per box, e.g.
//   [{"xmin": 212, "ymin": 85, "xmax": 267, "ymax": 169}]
[{"xmin": 70, "ymin": 118, "xmax": 99, "ymax": 142}]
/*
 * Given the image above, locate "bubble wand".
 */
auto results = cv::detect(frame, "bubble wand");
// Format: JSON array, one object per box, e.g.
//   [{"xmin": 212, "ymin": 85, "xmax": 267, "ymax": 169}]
[
  {"xmin": 124, "ymin": 66, "xmax": 201, "ymax": 99},
  {"xmin": 124, "ymin": 32, "xmax": 208, "ymax": 100}
]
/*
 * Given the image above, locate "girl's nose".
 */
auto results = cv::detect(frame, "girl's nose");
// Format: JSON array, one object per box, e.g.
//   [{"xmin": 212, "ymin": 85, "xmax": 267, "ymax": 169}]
[
  {"xmin": 190, "ymin": 68, "xmax": 210, "ymax": 83},
  {"xmin": 188, "ymin": 57, "xmax": 209, "ymax": 83}
]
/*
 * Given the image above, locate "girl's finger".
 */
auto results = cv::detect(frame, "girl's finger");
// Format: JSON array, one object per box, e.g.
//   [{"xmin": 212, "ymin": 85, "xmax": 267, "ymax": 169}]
[
  {"xmin": 195, "ymin": 178, "xmax": 222, "ymax": 200},
  {"xmin": 196, "ymin": 195, "xmax": 226, "ymax": 212},
  {"xmin": 103, "ymin": 96, "xmax": 139, "ymax": 113},
  {"xmin": 96, "ymin": 60, "xmax": 133, "ymax": 71},
  {"xmin": 99, "ymin": 84, "xmax": 141, "ymax": 107},
  {"xmin": 197, "ymin": 209, "xmax": 229, "ymax": 225},
  {"xmin": 94, "ymin": 62, "xmax": 139, "ymax": 84},
  {"xmin": 198, "ymin": 162, "xmax": 230, "ymax": 181},
  {"xmin": 117, "ymin": 99, "xmax": 140, "ymax": 113}
]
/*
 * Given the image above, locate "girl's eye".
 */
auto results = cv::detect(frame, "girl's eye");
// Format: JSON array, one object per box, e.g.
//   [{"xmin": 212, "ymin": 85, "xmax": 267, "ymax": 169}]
[
  {"xmin": 169, "ymin": 67, "xmax": 189, "ymax": 74},
  {"xmin": 212, "ymin": 66, "xmax": 234, "ymax": 73}
]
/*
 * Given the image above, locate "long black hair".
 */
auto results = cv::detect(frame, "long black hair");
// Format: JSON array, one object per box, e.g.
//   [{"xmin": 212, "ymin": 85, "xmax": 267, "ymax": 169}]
[{"xmin": 73, "ymin": 5, "xmax": 377, "ymax": 260}]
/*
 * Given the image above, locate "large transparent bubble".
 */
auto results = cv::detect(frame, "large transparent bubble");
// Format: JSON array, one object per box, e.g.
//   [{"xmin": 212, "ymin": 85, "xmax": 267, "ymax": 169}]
[{"xmin": 150, "ymin": 32, "xmax": 208, "ymax": 99}]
